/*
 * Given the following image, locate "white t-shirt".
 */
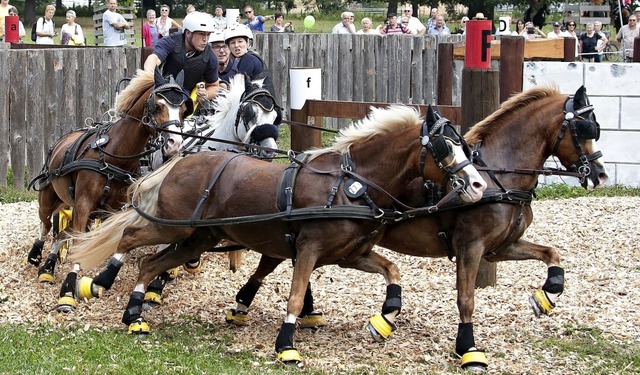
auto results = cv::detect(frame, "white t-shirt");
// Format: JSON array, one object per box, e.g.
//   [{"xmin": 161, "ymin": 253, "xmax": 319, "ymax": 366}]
[
  {"xmin": 36, "ymin": 18, "xmax": 55, "ymax": 45},
  {"xmin": 406, "ymin": 17, "xmax": 425, "ymax": 34},
  {"xmin": 103, "ymin": 9, "xmax": 127, "ymax": 46},
  {"xmin": 61, "ymin": 23, "xmax": 84, "ymax": 45},
  {"xmin": 155, "ymin": 16, "xmax": 175, "ymax": 37}
]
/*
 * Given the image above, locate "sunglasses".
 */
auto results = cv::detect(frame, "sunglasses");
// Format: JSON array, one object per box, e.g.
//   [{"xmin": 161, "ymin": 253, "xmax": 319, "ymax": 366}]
[
  {"xmin": 404, "ymin": 10, "xmax": 411, "ymax": 12},
  {"xmin": 244, "ymin": 10, "xmax": 252, "ymax": 14},
  {"xmin": 161, "ymin": 9, "xmax": 168, "ymax": 12},
  {"xmin": 568, "ymin": 23, "xmax": 576, "ymax": 26}
]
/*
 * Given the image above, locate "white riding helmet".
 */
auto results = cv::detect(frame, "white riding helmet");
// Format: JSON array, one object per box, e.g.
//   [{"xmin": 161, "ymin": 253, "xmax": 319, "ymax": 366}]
[
  {"xmin": 209, "ymin": 29, "xmax": 225, "ymax": 43},
  {"xmin": 224, "ymin": 24, "xmax": 253, "ymax": 44},
  {"xmin": 183, "ymin": 11, "xmax": 216, "ymax": 33}
]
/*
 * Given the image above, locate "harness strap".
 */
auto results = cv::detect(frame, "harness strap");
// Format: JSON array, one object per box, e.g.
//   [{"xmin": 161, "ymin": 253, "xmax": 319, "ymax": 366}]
[{"xmin": 190, "ymin": 153, "xmax": 243, "ymax": 226}]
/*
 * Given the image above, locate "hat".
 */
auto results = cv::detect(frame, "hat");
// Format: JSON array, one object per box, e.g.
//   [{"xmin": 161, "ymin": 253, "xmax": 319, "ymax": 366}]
[
  {"xmin": 553, "ymin": 21, "xmax": 560, "ymax": 26},
  {"xmin": 635, "ymin": 7, "xmax": 640, "ymax": 12},
  {"xmin": 388, "ymin": 12, "xmax": 397, "ymax": 17},
  {"xmin": 473, "ymin": 12, "xmax": 486, "ymax": 20}
]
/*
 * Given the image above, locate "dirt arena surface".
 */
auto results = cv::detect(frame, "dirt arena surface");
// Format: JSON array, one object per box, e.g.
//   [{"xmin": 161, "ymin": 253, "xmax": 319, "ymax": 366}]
[{"xmin": 1, "ymin": 197, "xmax": 638, "ymax": 373}]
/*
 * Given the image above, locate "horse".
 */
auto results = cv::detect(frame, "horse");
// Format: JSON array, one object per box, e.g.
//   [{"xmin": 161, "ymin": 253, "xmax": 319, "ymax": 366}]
[
  {"xmin": 25, "ymin": 68, "xmax": 193, "ymax": 312},
  {"xmin": 222, "ymin": 86, "xmax": 609, "ymax": 371},
  {"xmin": 67, "ymin": 105, "xmax": 487, "ymax": 364},
  {"xmin": 68, "ymin": 74, "xmax": 283, "ymax": 306},
  {"xmin": 611, "ymin": 0, "xmax": 631, "ymax": 34}
]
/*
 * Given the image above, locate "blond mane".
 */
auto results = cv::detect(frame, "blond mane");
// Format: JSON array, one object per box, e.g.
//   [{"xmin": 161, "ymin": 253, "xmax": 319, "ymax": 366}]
[
  {"xmin": 306, "ymin": 105, "xmax": 421, "ymax": 159},
  {"xmin": 114, "ymin": 69, "xmax": 154, "ymax": 114},
  {"xmin": 465, "ymin": 86, "xmax": 562, "ymax": 146}
]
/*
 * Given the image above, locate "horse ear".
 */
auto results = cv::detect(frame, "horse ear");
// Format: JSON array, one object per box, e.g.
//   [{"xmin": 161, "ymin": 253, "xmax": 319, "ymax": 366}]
[
  {"xmin": 426, "ymin": 105, "xmax": 437, "ymax": 127},
  {"xmin": 175, "ymin": 70, "xmax": 185, "ymax": 87},
  {"xmin": 244, "ymin": 74, "xmax": 253, "ymax": 92},
  {"xmin": 154, "ymin": 68, "xmax": 164, "ymax": 87},
  {"xmin": 574, "ymin": 85, "xmax": 589, "ymax": 108}
]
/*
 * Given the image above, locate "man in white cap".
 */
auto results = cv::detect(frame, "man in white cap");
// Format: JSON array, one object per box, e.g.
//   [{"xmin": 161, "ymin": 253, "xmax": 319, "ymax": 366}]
[
  {"xmin": 402, "ymin": 6, "xmax": 425, "ymax": 35},
  {"xmin": 635, "ymin": 7, "xmax": 640, "ymax": 19},
  {"xmin": 547, "ymin": 21, "xmax": 570, "ymax": 38}
]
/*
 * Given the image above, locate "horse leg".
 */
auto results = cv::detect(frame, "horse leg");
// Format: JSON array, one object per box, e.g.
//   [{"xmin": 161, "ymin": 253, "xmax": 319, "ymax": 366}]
[
  {"xmin": 338, "ymin": 250, "xmax": 402, "ymax": 343},
  {"xmin": 28, "ymin": 188, "xmax": 60, "ymax": 267},
  {"xmin": 486, "ymin": 239, "xmax": 564, "ymax": 317},
  {"xmin": 455, "ymin": 244, "xmax": 489, "ymax": 372},
  {"xmin": 274, "ymin": 252, "xmax": 319, "ymax": 365},
  {"xmin": 76, "ymin": 252, "xmax": 128, "ymax": 300},
  {"xmin": 122, "ymin": 230, "xmax": 217, "ymax": 334}
]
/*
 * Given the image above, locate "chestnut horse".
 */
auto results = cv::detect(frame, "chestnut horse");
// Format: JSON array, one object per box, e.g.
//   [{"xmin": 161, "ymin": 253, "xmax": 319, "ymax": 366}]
[
  {"xmin": 224, "ymin": 86, "xmax": 608, "ymax": 370},
  {"xmin": 26, "ymin": 69, "xmax": 192, "ymax": 312},
  {"xmin": 68, "ymin": 105, "xmax": 487, "ymax": 363}
]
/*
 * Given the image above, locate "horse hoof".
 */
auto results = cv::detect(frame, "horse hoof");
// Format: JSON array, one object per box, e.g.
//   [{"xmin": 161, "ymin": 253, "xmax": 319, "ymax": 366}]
[
  {"xmin": 276, "ymin": 348, "xmax": 303, "ymax": 368},
  {"xmin": 460, "ymin": 350, "xmax": 488, "ymax": 372},
  {"xmin": 58, "ymin": 241, "xmax": 70, "ymax": 263},
  {"xmin": 78, "ymin": 276, "xmax": 102, "ymax": 299},
  {"xmin": 167, "ymin": 267, "xmax": 180, "ymax": 281},
  {"xmin": 367, "ymin": 314, "xmax": 396, "ymax": 343},
  {"xmin": 37, "ymin": 271, "xmax": 55, "ymax": 284},
  {"xmin": 57, "ymin": 296, "xmax": 77, "ymax": 313},
  {"xmin": 183, "ymin": 260, "xmax": 203, "ymax": 274},
  {"xmin": 144, "ymin": 291, "xmax": 163, "ymax": 306},
  {"xmin": 298, "ymin": 312, "xmax": 326, "ymax": 329},
  {"xmin": 128, "ymin": 319, "xmax": 150, "ymax": 334},
  {"xmin": 225, "ymin": 309, "xmax": 249, "ymax": 326},
  {"xmin": 529, "ymin": 289, "xmax": 554, "ymax": 317}
]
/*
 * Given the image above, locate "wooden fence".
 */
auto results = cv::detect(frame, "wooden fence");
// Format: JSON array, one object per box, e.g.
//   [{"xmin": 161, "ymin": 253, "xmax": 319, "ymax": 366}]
[{"xmin": 0, "ymin": 47, "xmax": 141, "ymax": 189}]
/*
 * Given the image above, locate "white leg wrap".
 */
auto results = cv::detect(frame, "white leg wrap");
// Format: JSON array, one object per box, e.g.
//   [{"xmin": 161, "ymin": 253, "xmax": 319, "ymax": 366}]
[
  {"xmin": 134, "ymin": 283, "xmax": 145, "ymax": 293},
  {"xmin": 113, "ymin": 253, "xmax": 126, "ymax": 262},
  {"xmin": 284, "ymin": 314, "xmax": 296, "ymax": 324},
  {"xmin": 235, "ymin": 303, "xmax": 248, "ymax": 313}
]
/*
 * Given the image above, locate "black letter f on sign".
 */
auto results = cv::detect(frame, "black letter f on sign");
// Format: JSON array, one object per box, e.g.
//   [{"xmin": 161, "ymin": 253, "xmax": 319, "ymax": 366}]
[
  {"xmin": 481, "ymin": 30, "xmax": 491, "ymax": 62},
  {"xmin": 306, "ymin": 77, "xmax": 312, "ymax": 88}
]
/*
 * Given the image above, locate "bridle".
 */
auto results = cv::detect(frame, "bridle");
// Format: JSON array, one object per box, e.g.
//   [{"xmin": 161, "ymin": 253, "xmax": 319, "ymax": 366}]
[
  {"xmin": 420, "ymin": 115, "xmax": 473, "ymax": 192},
  {"xmin": 234, "ymin": 86, "xmax": 280, "ymax": 148},
  {"xmin": 143, "ymin": 81, "xmax": 192, "ymax": 135},
  {"xmin": 552, "ymin": 97, "xmax": 602, "ymax": 182}
]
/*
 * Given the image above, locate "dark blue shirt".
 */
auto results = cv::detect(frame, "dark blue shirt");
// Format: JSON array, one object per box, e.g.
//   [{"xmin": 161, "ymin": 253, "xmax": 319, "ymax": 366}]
[{"xmin": 153, "ymin": 32, "xmax": 219, "ymax": 92}]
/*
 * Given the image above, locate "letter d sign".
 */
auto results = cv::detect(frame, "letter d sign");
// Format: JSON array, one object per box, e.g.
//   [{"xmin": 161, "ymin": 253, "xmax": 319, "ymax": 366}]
[{"xmin": 464, "ymin": 20, "xmax": 492, "ymax": 69}]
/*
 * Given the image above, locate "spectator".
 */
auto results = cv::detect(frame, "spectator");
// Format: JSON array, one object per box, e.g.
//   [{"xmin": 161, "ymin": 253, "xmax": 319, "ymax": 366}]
[
  {"xmin": 186, "ymin": 4, "xmax": 196, "ymax": 14},
  {"xmin": 213, "ymin": 5, "xmax": 226, "ymax": 29},
  {"xmin": 565, "ymin": 21, "xmax": 579, "ymax": 58},
  {"xmin": 142, "ymin": 9, "xmax": 159, "ymax": 47},
  {"xmin": 380, "ymin": 13, "xmax": 411, "ymax": 35},
  {"xmin": 36, "ymin": 4, "xmax": 56, "ymax": 45},
  {"xmin": 425, "ymin": 8, "xmax": 439, "ymax": 31},
  {"xmin": 428, "ymin": 15, "xmax": 450, "ymax": 35},
  {"xmin": 270, "ymin": 12, "xmax": 294, "ymax": 33},
  {"xmin": 224, "ymin": 24, "xmax": 280, "ymax": 116},
  {"xmin": 636, "ymin": 7, "xmax": 640, "ymax": 19},
  {"xmin": 522, "ymin": 21, "xmax": 546, "ymax": 40},
  {"xmin": 547, "ymin": 21, "xmax": 568, "ymax": 38},
  {"xmin": 103, "ymin": 0, "xmax": 130, "ymax": 46},
  {"xmin": 402, "ymin": 6, "xmax": 425, "ymax": 35},
  {"xmin": 156, "ymin": 4, "xmax": 180, "ymax": 38},
  {"xmin": 594, "ymin": 21, "xmax": 608, "ymax": 62},
  {"xmin": 347, "ymin": 12, "xmax": 356, "ymax": 33},
  {"xmin": 243, "ymin": 5, "xmax": 273, "ymax": 33},
  {"xmin": 0, "ymin": 0, "xmax": 10, "ymax": 41},
  {"xmin": 616, "ymin": 15, "xmax": 638, "ymax": 61},
  {"xmin": 209, "ymin": 29, "xmax": 236, "ymax": 87},
  {"xmin": 524, "ymin": 0, "xmax": 548, "ymax": 29},
  {"xmin": 453, "ymin": 16, "xmax": 469, "ymax": 35},
  {"xmin": 332, "ymin": 12, "xmax": 354, "ymax": 34},
  {"xmin": 400, "ymin": 16, "xmax": 412, "ymax": 33},
  {"xmin": 144, "ymin": 11, "xmax": 219, "ymax": 102},
  {"xmin": 513, "ymin": 19, "xmax": 526, "ymax": 36},
  {"xmin": 579, "ymin": 23, "xmax": 603, "ymax": 62},
  {"xmin": 2, "ymin": 6, "xmax": 25, "ymax": 42},
  {"xmin": 61, "ymin": 10, "xmax": 84, "ymax": 45},
  {"xmin": 356, "ymin": 17, "xmax": 377, "ymax": 35}
]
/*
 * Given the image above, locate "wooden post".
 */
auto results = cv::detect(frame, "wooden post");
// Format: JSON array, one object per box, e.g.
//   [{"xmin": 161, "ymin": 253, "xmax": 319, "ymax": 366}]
[
  {"xmin": 634, "ymin": 36, "xmax": 640, "ymax": 63},
  {"xmin": 499, "ymin": 36, "xmax": 524, "ymax": 103},
  {"xmin": 437, "ymin": 43, "xmax": 453, "ymax": 105},
  {"xmin": 461, "ymin": 69, "xmax": 500, "ymax": 288},
  {"xmin": 563, "ymin": 37, "xmax": 576, "ymax": 62},
  {"xmin": 290, "ymin": 103, "xmax": 321, "ymax": 152},
  {"xmin": 141, "ymin": 47, "xmax": 154, "ymax": 69}
]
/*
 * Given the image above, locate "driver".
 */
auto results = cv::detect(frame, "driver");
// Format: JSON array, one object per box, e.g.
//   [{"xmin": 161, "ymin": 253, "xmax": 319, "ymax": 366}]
[{"xmin": 143, "ymin": 11, "xmax": 219, "ymax": 104}]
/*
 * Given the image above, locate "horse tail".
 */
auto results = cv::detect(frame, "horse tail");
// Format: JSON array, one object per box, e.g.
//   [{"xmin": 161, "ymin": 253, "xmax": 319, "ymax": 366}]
[{"xmin": 69, "ymin": 156, "xmax": 184, "ymax": 271}]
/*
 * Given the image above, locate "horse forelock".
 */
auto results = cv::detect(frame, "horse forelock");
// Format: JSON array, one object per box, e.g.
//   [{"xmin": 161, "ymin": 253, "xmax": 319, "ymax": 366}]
[
  {"xmin": 306, "ymin": 105, "xmax": 421, "ymax": 160},
  {"xmin": 115, "ymin": 69, "xmax": 155, "ymax": 114},
  {"xmin": 465, "ymin": 86, "xmax": 561, "ymax": 146}
]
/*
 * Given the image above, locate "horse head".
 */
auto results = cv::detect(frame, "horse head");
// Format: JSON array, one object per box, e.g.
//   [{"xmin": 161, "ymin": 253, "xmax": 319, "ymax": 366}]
[
  {"xmin": 235, "ymin": 75, "xmax": 281, "ymax": 159},
  {"xmin": 423, "ymin": 106, "xmax": 486, "ymax": 203},
  {"xmin": 149, "ymin": 69, "xmax": 194, "ymax": 158},
  {"xmin": 554, "ymin": 86, "xmax": 608, "ymax": 189}
]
